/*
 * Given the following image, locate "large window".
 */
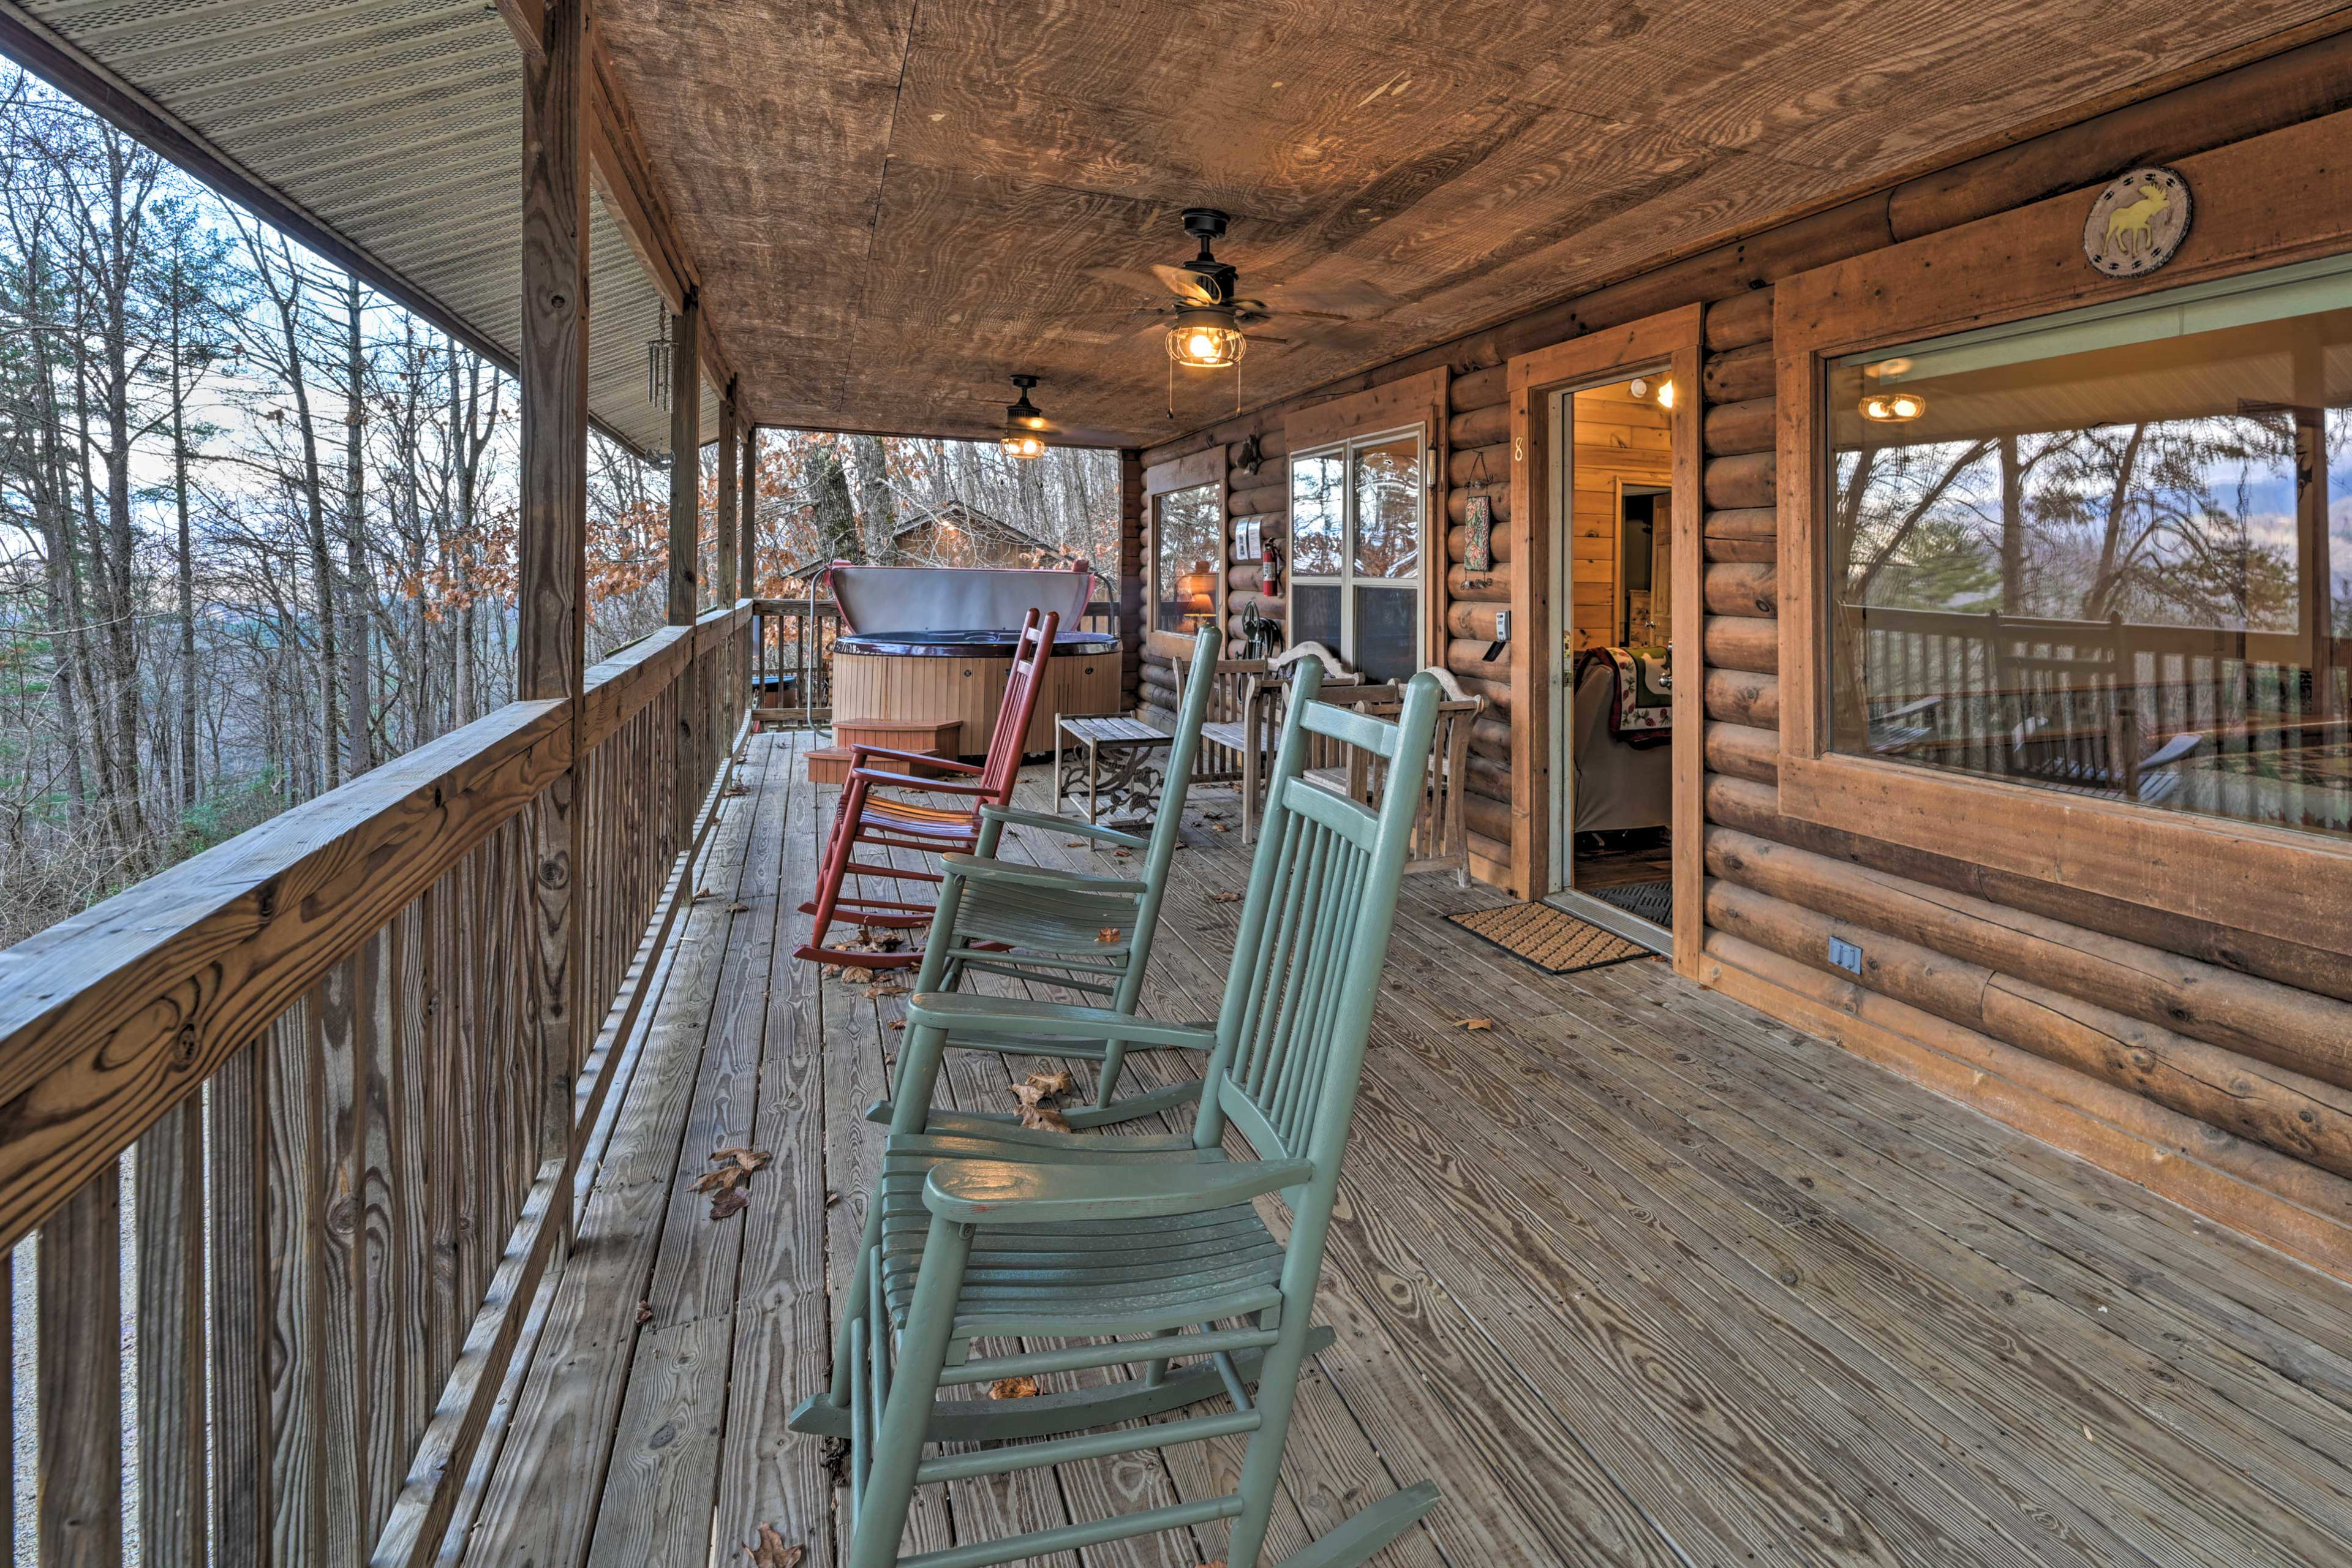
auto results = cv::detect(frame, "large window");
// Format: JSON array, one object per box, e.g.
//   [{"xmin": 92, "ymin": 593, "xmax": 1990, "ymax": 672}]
[
  {"xmin": 1153, "ymin": 482, "xmax": 1222, "ymax": 635},
  {"xmin": 1289, "ymin": 431, "xmax": 1424, "ymax": 681},
  {"xmin": 1826, "ymin": 255, "xmax": 2352, "ymax": 839}
]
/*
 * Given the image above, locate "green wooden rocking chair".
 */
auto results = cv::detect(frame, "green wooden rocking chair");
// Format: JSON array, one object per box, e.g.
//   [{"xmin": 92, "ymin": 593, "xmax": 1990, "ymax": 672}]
[
  {"xmin": 875, "ymin": 623, "xmax": 1224, "ymax": 1133},
  {"xmin": 794, "ymin": 662, "xmax": 1445, "ymax": 1568}
]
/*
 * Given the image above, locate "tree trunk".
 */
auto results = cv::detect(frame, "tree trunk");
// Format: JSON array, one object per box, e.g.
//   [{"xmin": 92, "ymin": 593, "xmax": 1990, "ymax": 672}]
[{"xmin": 342, "ymin": 277, "xmax": 371, "ymax": 777}]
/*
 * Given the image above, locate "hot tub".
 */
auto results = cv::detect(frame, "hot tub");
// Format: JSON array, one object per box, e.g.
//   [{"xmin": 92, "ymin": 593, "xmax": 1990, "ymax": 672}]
[{"xmin": 827, "ymin": 564, "xmax": 1123, "ymax": 756}]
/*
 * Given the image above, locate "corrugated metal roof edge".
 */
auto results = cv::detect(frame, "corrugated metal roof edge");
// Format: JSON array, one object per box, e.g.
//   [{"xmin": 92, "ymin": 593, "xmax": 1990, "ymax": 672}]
[{"xmin": 0, "ymin": 2, "xmax": 661, "ymax": 459}]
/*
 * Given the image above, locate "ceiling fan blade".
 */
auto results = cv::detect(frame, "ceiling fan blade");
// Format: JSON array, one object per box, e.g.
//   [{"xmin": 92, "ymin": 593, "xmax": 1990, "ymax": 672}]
[
  {"xmin": 1083, "ymin": 265, "xmax": 1175, "ymax": 298},
  {"xmin": 1152, "ymin": 262, "xmax": 1222, "ymax": 305}
]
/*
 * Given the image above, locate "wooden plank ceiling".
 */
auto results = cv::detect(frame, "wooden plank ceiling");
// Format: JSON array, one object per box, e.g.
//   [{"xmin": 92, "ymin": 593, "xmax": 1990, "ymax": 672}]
[{"xmin": 597, "ymin": 0, "xmax": 2349, "ymax": 448}]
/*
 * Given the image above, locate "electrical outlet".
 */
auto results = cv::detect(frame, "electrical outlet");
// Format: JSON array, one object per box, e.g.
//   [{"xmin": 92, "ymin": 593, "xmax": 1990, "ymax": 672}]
[{"xmin": 1829, "ymin": 937, "xmax": 1864, "ymax": 974}]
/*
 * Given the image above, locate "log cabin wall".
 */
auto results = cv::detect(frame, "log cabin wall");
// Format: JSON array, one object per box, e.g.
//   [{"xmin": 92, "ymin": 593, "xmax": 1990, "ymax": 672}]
[{"xmin": 1137, "ymin": 32, "xmax": 2352, "ymax": 1278}]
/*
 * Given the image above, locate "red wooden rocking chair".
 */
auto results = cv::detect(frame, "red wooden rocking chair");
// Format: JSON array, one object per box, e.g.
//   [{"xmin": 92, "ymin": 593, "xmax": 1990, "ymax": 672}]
[{"xmin": 796, "ymin": 609, "xmax": 1060, "ymax": 970}]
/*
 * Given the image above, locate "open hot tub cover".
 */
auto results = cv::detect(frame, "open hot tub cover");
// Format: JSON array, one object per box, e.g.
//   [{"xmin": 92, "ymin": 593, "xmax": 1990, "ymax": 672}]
[{"xmin": 827, "ymin": 560, "xmax": 1093, "ymax": 636}]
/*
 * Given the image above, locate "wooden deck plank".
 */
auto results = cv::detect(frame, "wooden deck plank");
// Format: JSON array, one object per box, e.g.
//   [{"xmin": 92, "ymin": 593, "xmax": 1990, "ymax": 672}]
[
  {"xmin": 466, "ymin": 759, "xmax": 2352, "ymax": 1568},
  {"xmin": 584, "ymin": 736, "xmax": 793, "ymax": 1568},
  {"xmin": 459, "ymin": 741, "xmax": 767, "ymax": 1568}
]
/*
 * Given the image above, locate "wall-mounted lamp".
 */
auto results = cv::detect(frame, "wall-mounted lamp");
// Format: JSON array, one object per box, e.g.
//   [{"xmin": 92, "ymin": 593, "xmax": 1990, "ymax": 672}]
[
  {"xmin": 1629, "ymin": 375, "xmax": 1677, "ymax": 411},
  {"xmin": 1001, "ymin": 374, "xmax": 1049, "ymax": 459}
]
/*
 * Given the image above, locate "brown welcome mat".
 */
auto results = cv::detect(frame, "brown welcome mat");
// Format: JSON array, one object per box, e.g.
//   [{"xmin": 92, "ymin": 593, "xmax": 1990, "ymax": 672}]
[{"xmin": 1446, "ymin": 901, "xmax": 1654, "ymax": 976}]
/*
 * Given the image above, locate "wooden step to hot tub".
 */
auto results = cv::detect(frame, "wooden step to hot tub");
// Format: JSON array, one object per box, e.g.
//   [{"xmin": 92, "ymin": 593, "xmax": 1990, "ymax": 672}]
[{"xmin": 807, "ymin": 717, "xmax": 963, "ymax": 785}]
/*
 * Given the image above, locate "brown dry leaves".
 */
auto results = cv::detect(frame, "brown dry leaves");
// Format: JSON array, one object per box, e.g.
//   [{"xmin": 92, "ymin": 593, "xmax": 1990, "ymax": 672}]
[
  {"xmin": 726, "ymin": 901, "xmax": 750, "ymax": 914},
  {"xmin": 988, "ymin": 1375, "xmax": 1041, "ymax": 1400},
  {"xmin": 1207, "ymin": 822, "xmax": 1231, "ymax": 834},
  {"xmin": 745, "ymin": 1525, "xmax": 805, "ymax": 1567},
  {"xmin": 1011, "ymin": 1068, "xmax": 1080, "ymax": 1133},
  {"xmin": 1454, "ymin": 1016, "xmax": 1496, "ymax": 1031},
  {"xmin": 698, "ymin": 1146, "xmax": 773, "ymax": 1219},
  {"xmin": 1096, "ymin": 926, "xmax": 1124, "ymax": 943},
  {"xmin": 1211, "ymin": 891, "xmax": 1242, "ymax": 903},
  {"xmin": 722, "ymin": 783, "xmax": 750, "ymax": 799}
]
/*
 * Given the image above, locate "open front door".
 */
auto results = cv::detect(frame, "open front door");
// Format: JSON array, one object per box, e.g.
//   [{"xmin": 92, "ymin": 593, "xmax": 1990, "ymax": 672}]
[{"xmin": 1508, "ymin": 308, "xmax": 1705, "ymax": 972}]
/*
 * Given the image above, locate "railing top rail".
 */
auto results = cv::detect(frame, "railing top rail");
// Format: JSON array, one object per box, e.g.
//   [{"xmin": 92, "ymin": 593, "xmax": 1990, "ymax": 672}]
[{"xmin": 0, "ymin": 696, "xmax": 572, "ymax": 1254}]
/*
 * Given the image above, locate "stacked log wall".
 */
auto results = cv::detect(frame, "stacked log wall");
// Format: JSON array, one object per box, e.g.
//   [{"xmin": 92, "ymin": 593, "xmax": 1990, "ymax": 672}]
[{"xmin": 1133, "ymin": 31, "xmax": 2352, "ymax": 1275}]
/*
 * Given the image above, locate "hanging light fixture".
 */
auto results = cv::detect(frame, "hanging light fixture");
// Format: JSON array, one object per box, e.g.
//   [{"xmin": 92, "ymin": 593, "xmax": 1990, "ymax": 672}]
[
  {"xmin": 1167, "ymin": 304, "xmax": 1248, "ymax": 369},
  {"xmin": 1001, "ymin": 374, "xmax": 1049, "ymax": 459}
]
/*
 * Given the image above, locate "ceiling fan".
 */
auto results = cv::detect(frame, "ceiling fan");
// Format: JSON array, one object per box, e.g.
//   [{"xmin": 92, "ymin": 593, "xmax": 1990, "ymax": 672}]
[{"xmin": 1096, "ymin": 208, "xmax": 1372, "ymax": 366}]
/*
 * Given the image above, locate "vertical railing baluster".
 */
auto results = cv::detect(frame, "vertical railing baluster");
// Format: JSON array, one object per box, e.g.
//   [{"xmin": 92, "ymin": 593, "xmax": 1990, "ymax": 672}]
[
  {"xmin": 135, "ymin": 1094, "xmax": 208, "ymax": 1567},
  {"xmin": 38, "ymin": 1164, "xmax": 122, "ymax": 1567},
  {"xmin": 209, "ymin": 1040, "xmax": 272, "ymax": 1567}
]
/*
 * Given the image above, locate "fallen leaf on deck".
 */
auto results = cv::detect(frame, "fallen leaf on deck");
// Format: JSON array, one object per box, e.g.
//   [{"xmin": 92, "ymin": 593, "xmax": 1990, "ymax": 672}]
[
  {"xmin": 1200, "ymin": 811, "xmax": 1226, "ymax": 821},
  {"xmin": 709, "ymin": 1188, "xmax": 749, "ymax": 1220},
  {"xmin": 864, "ymin": 982, "xmax": 909, "ymax": 998},
  {"xmin": 1454, "ymin": 1016, "xmax": 1496, "ymax": 1031},
  {"xmin": 692, "ymin": 887, "xmax": 716, "ymax": 902},
  {"xmin": 1022, "ymin": 1068, "xmax": 1078, "ymax": 1099},
  {"xmin": 1112, "ymin": 849, "xmax": 1133, "ymax": 859},
  {"xmin": 824, "ymin": 1189, "xmax": 843, "ymax": 1207},
  {"xmin": 745, "ymin": 1523, "xmax": 805, "ymax": 1567},
  {"xmin": 1208, "ymin": 822, "xmax": 1230, "ymax": 833},
  {"xmin": 989, "ymin": 1376, "xmax": 1041, "ymax": 1400},
  {"xmin": 1017, "ymin": 1104, "xmax": 1074, "ymax": 1133},
  {"xmin": 1212, "ymin": 891, "xmax": 1242, "ymax": 903},
  {"xmin": 636, "ymin": 1299, "xmax": 654, "ymax": 1325},
  {"xmin": 715, "ymin": 1146, "xmax": 772, "ymax": 1173},
  {"xmin": 1098, "ymin": 927, "xmax": 1124, "ymax": 943},
  {"xmin": 888, "ymin": 1019, "xmax": 906, "ymax": 1031},
  {"xmin": 692, "ymin": 1167, "xmax": 747, "ymax": 1194},
  {"xmin": 722, "ymin": 784, "xmax": 749, "ymax": 798},
  {"xmin": 1066, "ymin": 840, "xmax": 1087, "ymax": 848},
  {"xmin": 726, "ymin": 901, "xmax": 750, "ymax": 913}
]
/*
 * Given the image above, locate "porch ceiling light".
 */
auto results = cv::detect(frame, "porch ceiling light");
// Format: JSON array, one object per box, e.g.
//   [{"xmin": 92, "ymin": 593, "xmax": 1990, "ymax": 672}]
[
  {"xmin": 1001, "ymin": 374, "xmax": 1049, "ymax": 459},
  {"xmin": 1167, "ymin": 304, "xmax": 1248, "ymax": 369},
  {"xmin": 1860, "ymin": 391, "xmax": 1927, "ymax": 423}
]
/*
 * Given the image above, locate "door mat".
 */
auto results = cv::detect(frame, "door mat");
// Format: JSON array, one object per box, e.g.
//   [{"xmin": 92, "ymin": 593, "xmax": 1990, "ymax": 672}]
[
  {"xmin": 1446, "ymin": 902, "xmax": 1653, "ymax": 976},
  {"xmin": 1591, "ymin": 879, "xmax": 1673, "ymax": 927}
]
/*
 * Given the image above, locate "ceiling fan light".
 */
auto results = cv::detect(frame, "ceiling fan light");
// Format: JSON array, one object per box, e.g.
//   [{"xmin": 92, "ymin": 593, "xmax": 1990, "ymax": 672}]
[
  {"xmin": 1859, "ymin": 391, "xmax": 1926, "ymax": 423},
  {"xmin": 1167, "ymin": 306, "xmax": 1247, "ymax": 369},
  {"xmin": 1002, "ymin": 373, "xmax": 1050, "ymax": 458}
]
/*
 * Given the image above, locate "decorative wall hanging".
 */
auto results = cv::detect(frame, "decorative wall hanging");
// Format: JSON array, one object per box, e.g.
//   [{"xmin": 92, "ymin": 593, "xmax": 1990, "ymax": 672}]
[
  {"xmin": 2082, "ymin": 167, "xmax": 2192, "ymax": 277},
  {"xmin": 1461, "ymin": 491, "xmax": 1493, "ymax": 572}
]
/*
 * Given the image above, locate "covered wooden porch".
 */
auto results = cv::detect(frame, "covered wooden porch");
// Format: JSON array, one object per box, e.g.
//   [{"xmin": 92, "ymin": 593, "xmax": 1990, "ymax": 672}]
[{"xmin": 453, "ymin": 731, "xmax": 2352, "ymax": 1567}]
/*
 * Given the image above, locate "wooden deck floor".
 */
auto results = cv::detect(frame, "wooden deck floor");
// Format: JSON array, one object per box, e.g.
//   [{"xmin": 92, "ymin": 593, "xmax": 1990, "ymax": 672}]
[{"xmin": 458, "ymin": 726, "xmax": 2352, "ymax": 1568}]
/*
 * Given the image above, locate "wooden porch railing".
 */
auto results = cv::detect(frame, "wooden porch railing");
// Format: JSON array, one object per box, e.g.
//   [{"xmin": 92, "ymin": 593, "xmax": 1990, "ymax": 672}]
[{"xmin": 0, "ymin": 599, "xmax": 756, "ymax": 1566}]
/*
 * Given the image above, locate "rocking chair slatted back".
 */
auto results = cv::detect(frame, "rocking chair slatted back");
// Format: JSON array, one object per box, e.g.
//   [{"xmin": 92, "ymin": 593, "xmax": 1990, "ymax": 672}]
[
  {"xmin": 978, "ymin": 609, "xmax": 1058, "ymax": 797},
  {"xmin": 1197, "ymin": 666, "xmax": 1443, "ymax": 1167}
]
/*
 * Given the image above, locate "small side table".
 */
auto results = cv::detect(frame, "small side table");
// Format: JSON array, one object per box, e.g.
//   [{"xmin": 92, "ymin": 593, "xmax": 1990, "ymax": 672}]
[{"xmin": 1054, "ymin": 712, "xmax": 1177, "ymax": 824}]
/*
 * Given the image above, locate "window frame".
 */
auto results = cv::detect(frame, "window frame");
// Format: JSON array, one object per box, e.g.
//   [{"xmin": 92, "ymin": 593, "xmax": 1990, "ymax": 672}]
[
  {"xmin": 1773, "ymin": 123, "xmax": 2352, "ymax": 955},
  {"xmin": 1286, "ymin": 425, "xmax": 1429, "ymax": 680},
  {"xmin": 1140, "ymin": 445, "xmax": 1227, "ymax": 663}
]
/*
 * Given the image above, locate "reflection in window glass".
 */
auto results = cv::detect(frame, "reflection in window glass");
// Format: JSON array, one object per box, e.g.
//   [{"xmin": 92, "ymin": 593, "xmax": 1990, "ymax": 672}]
[
  {"xmin": 1354, "ymin": 437, "xmax": 1421, "ymax": 578},
  {"xmin": 1288, "ymin": 432, "xmax": 1423, "ymax": 675},
  {"xmin": 1827, "ymin": 266, "xmax": 2352, "ymax": 839},
  {"xmin": 1153, "ymin": 483, "xmax": 1221, "ymax": 635},
  {"xmin": 1291, "ymin": 452, "xmax": 1344, "ymax": 576}
]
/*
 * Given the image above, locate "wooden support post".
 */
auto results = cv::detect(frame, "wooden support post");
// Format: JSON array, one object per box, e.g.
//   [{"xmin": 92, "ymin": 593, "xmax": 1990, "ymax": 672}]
[
  {"xmin": 716, "ymin": 385, "xmax": 741, "ymax": 726},
  {"xmin": 741, "ymin": 420, "xmax": 758, "ymax": 598},
  {"xmin": 1118, "ymin": 448, "xmax": 1144, "ymax": 710},
  {"xmin": 667, "ymin": 295, "xmax": 702, "ymax": 624},
  {"xmin": 668, "ymin": 294, "xmax": 701, "ymax": 862},
  {"xmin": 518, "ymin": 0, "xmax": 589, "ymax": 1179},
  {"xmin": 717, "ymin": 383, "xmax": 739, "ymax": 605}
]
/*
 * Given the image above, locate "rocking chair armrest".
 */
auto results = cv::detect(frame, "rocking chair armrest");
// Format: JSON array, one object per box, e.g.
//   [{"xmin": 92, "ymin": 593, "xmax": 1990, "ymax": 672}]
[
  {"xmin": 939, "ymin": 854, "xmax": 1147, "ymax": 895},
  {"xmin": 848, "ymin": 743, "xmax": 984, "ymax": 775},
  {"xmin": 979, "ymin": 804, "xmax": 1150, "ymax": 851},
  {"xmin": 925, "ymin": 1155, "xmax": 1315, "ymax": 1224},
  {"xmin": 906, "ymin": 992, "xmax": 1217, "ymax": 1052},
  {"xmin": 845, "ymin": 768, "xmax": 1000, "ymax": 796}
]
